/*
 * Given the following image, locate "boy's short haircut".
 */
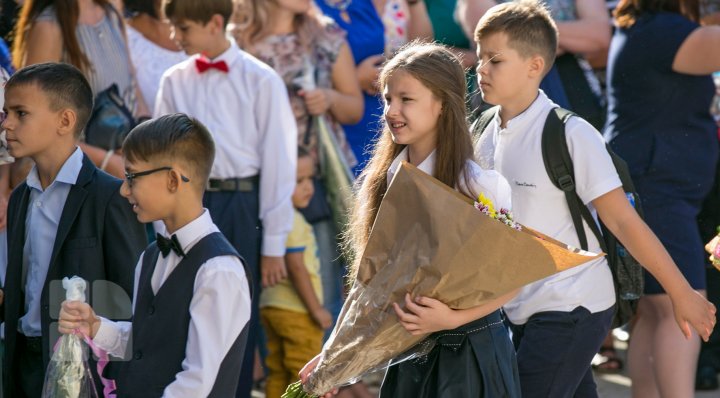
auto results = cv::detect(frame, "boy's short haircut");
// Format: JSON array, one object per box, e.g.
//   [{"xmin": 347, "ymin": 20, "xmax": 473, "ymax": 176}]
[
  {"xmin": 123, "ymin": 113, "xmax": 215, "ymax": 190},
  {"xmin": 162, "ymin": 0, "xmax": 233, "ymax": 26},
  {"xmin": 475, "ymin": 0, "xmax": 558, "ymax": 74},
  {"xmin": 6, "ymin": 62, "xmax": 93, "ymax": 138}
]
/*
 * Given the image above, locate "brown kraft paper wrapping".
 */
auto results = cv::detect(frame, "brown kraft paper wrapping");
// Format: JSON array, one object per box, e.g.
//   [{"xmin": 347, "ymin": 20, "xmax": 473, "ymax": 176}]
[{"xmin": 304, "ymin": 162, "xmax": 601, "ymax": 395}]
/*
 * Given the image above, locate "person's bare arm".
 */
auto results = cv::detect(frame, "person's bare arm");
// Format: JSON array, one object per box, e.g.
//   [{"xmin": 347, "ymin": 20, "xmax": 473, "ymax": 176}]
[
  {"xmin": 393, "ymin": 289, "xmax": 519, "ymax": 335},
  {"xmin": 406, "ymin": 0, "xmax": 434, "ymax": 42},
  {"xmin": 455, "ymin": 0, "xmax": 496, "ymax": 40},
  {"xmin": 322, "ymin": 42, "xmax": 364, "ymax": 125},
  {"xmin": 23, "ymin": 20, "xmax": 63, "ymax": 65},
  {"xmin": 286, "ymin": 251, "xmax": 332, "ymax": 329},
  {"xmin": 556, "ymin": 0, "xmax": 611, "ymax": 55},
  {"xmin": 673, "ymin": 25, "xmax": 720, "ymax": 75},
  {"xmin": 594, "ymin": 188, "xmax": 716, "ymax": 341},
  {"xmin": 357, "ymin": 54, "xmax": 384, "ymax": 96}
]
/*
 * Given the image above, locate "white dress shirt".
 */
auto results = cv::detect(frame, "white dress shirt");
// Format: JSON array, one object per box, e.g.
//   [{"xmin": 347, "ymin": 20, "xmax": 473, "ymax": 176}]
[
  {"xmin": 154, "ymin": 38, "xmax": 296, "ymax": 256},
  {"xmin": 93, "ymin": 210, "xmax": 251, "ymax": 397},
  {"xmin": 475, "ymin": 91, "xmax": 620, "ymax": 324}
]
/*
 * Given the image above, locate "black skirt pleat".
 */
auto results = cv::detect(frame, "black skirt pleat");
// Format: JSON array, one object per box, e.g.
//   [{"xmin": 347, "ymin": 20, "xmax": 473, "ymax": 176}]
[{"xmin": 380, "ymin": 310, "xmax": 521, "ymax": 398}]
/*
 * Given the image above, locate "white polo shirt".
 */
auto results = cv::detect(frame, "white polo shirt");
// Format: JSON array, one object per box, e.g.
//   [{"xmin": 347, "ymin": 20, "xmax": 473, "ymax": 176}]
[
  {"xmin": 475, "ymin": 91, "xmax": 620, "ymax": 325},
  {"xmin": 387, "ymin": 148, "xmax": 512, "ymax": 212}
]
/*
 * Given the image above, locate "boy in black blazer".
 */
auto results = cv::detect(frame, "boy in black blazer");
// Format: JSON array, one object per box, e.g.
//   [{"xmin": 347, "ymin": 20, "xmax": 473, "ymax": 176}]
[{"xmin": 0, "ymin": 62, "xmax": 147, "ymax": 398}]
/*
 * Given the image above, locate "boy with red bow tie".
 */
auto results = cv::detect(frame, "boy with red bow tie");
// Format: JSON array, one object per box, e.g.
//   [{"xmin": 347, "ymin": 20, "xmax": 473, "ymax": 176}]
[{"xmin": 154, "ymin": 0, "xmax": 297, "ymax": 395}]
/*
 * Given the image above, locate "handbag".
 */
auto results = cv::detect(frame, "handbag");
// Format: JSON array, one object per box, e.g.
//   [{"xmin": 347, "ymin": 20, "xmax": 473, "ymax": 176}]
[{"xmin": 84, "ymin": 84, "xmax": 136, "ymax": 151}]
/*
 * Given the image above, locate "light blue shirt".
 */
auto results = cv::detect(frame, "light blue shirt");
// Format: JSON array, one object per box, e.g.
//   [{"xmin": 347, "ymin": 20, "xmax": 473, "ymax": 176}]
[{"xmin": 20, "ymin": 147, "xmax": 83, "ymax": 336}]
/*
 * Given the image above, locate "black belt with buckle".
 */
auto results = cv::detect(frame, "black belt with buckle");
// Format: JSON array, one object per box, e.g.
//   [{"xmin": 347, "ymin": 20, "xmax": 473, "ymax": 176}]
[
  {"xmin": 206, "ymin": 175, "xmax": 259, "ymax": 192},
  {"xmin": 19, "ymin": 334, "xmax": 43, "ymax": 354}
]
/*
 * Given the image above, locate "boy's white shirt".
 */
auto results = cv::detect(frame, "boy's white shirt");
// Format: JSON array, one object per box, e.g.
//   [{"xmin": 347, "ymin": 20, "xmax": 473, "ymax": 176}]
[
  {"xmin": 387, "ymin": 147, "xmax": 513, "ymax": 219},
  {"xmin": 154, "ymin": 37, "xmax": 296, "ymax": 257},
  {"xmin": 475, "ymin": 91, "xmax": 620, "ymax": 325},
  {"xmin": 93, "ymin": 209, "xmax": 251, "ymax": 398}
]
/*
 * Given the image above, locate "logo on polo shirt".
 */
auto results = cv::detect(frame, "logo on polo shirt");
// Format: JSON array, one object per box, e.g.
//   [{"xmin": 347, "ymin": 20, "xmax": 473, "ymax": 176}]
[{"xmin": 514, "ymin": 180, "xmax": 537, "ymax": 188}]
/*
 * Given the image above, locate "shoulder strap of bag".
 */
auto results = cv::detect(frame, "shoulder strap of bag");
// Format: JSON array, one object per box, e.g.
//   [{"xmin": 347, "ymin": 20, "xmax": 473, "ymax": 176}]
[
  {"xmin": 541, "ymin": 107, "xmax": 607, "ymax": 253},
  {"xmin": 470, "ymin": 105, "xmax": 501, "ymax": 139}
]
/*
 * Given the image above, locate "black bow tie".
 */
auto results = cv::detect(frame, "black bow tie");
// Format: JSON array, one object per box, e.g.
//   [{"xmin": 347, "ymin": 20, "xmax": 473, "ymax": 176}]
[{"xmin": 156, "ymin": 233, "xmax": 185, "ymax": 258}]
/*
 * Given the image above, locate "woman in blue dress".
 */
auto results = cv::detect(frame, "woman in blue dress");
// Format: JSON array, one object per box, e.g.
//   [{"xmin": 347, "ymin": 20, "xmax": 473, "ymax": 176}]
[
  {"xmin": 605, "ymin": 0, "xmax": 720, "ymax": 395},
  {"xmin": 316, "ymin": 0, "xmax": 385, "ymax": 175}
]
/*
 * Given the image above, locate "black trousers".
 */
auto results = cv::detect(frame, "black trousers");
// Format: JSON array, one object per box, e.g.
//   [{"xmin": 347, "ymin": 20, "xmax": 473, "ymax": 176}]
[
  {"xmin": 509, "ymin": 305, "xmax": 615, "ymax": 398},
  {"xmin": 204, "ymin": 188, "xmax": 261, "ymax": 398},
  {"xmin": 15, "ymin": 334, "xmax": 44, "ymax": 398}
]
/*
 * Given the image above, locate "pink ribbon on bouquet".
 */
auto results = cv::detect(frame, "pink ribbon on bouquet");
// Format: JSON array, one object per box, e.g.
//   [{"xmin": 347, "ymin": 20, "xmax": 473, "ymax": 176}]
[{"xmin": 80, "ymin": 331, "xmax": 117, "ymax": 398}]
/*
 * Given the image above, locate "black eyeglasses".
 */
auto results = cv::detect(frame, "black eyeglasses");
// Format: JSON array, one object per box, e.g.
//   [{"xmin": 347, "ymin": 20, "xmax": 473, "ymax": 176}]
[{"xmin": 124, "ymin": 166, "xmax": 190, "ymax": 187}]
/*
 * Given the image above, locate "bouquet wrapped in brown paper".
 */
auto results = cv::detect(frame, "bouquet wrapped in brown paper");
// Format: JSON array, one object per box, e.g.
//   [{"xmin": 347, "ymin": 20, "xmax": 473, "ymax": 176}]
[{"xmin": 303, "ymin": 162, "xmax": 601, "ymax": 395}]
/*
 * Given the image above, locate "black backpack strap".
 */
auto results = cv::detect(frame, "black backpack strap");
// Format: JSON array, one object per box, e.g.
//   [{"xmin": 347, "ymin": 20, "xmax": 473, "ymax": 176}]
[
  {"xmin": 541, "ymin": 107, "xmax": 607, "ymax": 253},
  {"xmin": 470, "ymin": 105, "xmax": 500, "ymax": 139}
]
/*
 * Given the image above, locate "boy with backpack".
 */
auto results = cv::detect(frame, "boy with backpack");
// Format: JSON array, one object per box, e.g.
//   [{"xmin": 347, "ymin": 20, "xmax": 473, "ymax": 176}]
[{"xmin": 472, "ymin": 2, "xmax": 716, "ymax": 397}]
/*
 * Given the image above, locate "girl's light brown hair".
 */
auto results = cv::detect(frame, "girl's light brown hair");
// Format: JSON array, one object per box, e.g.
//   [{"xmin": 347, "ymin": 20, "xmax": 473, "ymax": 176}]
[
  {"xmin": 614, "ymin": 0, "xmax": 700, "ymax": 28},
  {"xmin": 230, "ymin": 0, "xmax": 326, "ymax": 54},
  {"xmin": 12, "ymin": 0, "xmax": 117, "ymax": 71},
  {"xmin": 344, "ymin": 42, "xmax": 473, "ymax": 279}
]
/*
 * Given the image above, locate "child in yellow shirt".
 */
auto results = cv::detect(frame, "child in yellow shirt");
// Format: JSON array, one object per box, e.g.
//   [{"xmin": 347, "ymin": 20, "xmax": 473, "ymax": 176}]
[{"xmin": 260, "ymin": 147, "xmax": 332, "ymax": 398}]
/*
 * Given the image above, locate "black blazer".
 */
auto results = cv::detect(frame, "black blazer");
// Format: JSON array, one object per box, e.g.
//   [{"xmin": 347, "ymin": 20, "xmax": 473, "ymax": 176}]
[{"xmin": 2, "ymin": 154, "xmax": 147, "ymax": 396}]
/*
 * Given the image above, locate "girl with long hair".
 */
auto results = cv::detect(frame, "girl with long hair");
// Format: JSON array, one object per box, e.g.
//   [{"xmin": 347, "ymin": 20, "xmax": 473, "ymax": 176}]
[
  {"xmin": 12, "ymin": 0, "xmax": 149, "ymax": 178},
  {"xmin": 301, "ymin": 42, "xmax": 521, "ymax": 398}
]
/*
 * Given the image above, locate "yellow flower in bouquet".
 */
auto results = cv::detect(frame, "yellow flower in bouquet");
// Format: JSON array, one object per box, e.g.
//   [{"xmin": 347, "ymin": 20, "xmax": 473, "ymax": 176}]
[
  {"xmin": 475, "ymin": 192, "xmax": 521, "ymax": 230},
  {"xmin": 476, "ymin": 193, "xmax": 496, "ymax": 218}
]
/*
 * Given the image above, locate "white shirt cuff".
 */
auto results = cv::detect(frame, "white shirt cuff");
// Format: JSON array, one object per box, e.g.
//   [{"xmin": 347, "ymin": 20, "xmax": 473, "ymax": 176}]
[
  {"xmin": 262, "ymin": 234, "xmax": 287, "ymax": 257},
  {"xmin": 93, "ymin": 317, "xmax": 120, "ymax": 352}
]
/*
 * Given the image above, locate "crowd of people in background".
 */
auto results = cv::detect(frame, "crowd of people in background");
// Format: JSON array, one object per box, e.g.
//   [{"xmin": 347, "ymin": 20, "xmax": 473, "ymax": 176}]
[{"xmin": 0, "ymin": 0, "xmax": 719, "ymax": 397}]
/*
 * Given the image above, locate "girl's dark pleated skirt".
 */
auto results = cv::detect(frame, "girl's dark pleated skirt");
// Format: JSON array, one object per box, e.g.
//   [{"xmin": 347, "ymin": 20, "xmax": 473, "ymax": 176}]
[{"xmin": 379, "ymin": 310, "xmax": 521, "ymax": 398}]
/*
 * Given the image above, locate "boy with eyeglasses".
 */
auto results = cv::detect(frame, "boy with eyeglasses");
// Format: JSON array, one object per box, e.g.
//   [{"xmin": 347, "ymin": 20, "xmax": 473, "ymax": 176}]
[
  {"xmin": 1, "ymin": 62, "xmax": 146, "ymax": 397},
  {"xmin": 154, "ymin": 1, "xmax": 297, "ymax": 390},
  {"xmin": 59, "ymin": 113, "xmax": 252, "ymax": 397}
]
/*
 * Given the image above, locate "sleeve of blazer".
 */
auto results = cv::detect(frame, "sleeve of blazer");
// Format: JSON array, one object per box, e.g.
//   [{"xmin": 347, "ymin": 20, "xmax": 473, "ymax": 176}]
[
  {"xmin": 101, "ymin": 187, "xmax": 147, "ymax": 308},
  {"xmin": 1, "ymin": 186, "xmax": 23, "ymax": 323}
]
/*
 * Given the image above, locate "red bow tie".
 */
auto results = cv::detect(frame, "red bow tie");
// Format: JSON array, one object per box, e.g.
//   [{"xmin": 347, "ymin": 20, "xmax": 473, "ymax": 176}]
[{"xmin": 195, "ymin": 57, "xmax": 229, "ymax": 73}]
